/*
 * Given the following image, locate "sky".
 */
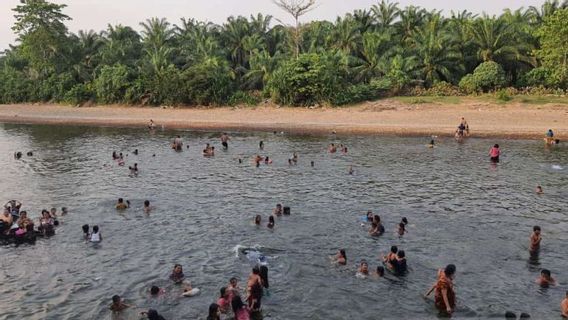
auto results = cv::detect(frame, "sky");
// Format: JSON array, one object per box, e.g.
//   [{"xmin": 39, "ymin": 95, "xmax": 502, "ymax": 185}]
[{"xmin": 0, "ymin": 0, "xmax": 546, "ymax": 50}]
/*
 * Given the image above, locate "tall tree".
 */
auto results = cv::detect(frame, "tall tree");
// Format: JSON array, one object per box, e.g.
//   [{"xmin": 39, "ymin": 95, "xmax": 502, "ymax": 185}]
[{"xmin": 272, "ymin": 0, "xmax": 318, "ymax": 58}]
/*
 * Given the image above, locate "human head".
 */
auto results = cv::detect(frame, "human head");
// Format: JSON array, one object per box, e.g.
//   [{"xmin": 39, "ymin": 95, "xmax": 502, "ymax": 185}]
[
  {"xmin": 144, "ymin": 200, "xmax": 150, "ymax": 207},
  {"xmin": 50, "ymin": 208, "xmax": 56, "ymax": 214},
  {"xmin": 373, "ymin": 215, "xmax": 381, "ymax": 224},
  {"xmin": 147, "ymin": 309, "xmax": 161, "ymax": 320},
  {"xmin": 62, "ymin": 207, "xmax": 67, "ymax": 213},
  {"xmin": 219, "ymin": 287, "xmax": 226, "ymax": 298},
  {"xmin": 112, "ymin": 295, "xmax": 121, "ymax": 304},
  {"xmin": 541, "ymin": 269, "xmax": 551, "ymax": 278},
  {"xmin": 208, "ymin": 303, "xmax": 220, "ymax": 318},
  {"xmin": 444, "ymin": 264, "xmax": 456, "ymax": 277},
  {"xmin": 376, "ymin": 266, "xmax": 384, "ymax": 277},
  {"xmin": 390, "ymin": 246, "xmax": 398, "ymax": 254},
  {"xmin": 229, "ymin": 277, "xmax": 238, "ymax": 287},
  {"xmin": 254, "ymin": 215, "xmax": 261, "ymax": 225},
  {"xmin": 20, "ymin": 211, "xmax": 27, "ymax": 218},
  {"xmin": 173, "ymin": 264, "xmax": 183, "ymax": 273},
  {"xmin": 397, "ymin": 250, "xmax": 405, "ymax": 258},
  {"xmin": 42, "ymin": 210, "xmax": 50, "ymax": 218},
  {"xmin": 269, "ymin": 216, "xmax": 275, "ymax": 224},
  {"xmin": 118, "ymin": 198, "xmax": 124, "ymax": 203},
  {"xmin": 231, "ymin": 295, "xmax": 245, "ymax": 313},
  {"xmin": 360, "ymin": 261, "xmax": 368, "ymax": 273},
  {"xmin": 252, "ymin": 266, "xmax": 260, "ymax": 275},
  {"xmin": 519, "ymin": 313, "xmax": 530, "ymax": 319},
  {"xmin": 150, "ymin": 286, "xmax": 160, "ymax": 295},
  {"xmin": 82, "ymin": 224, "xmax": 89, "ymax": 234},
  {"xmin": 533, "ymin": 226, "xmax": 541, "ymax": 234},
  {"xmin": 276, "ymin": 203, "xmax": 282, "ymax": 210},
  {"xmin": 339, "ymin": 249, "xmax": 346, "ymax": 260},
  {"xmin": 93, "ymin": 225, "xmax": 99, "ymax": 233},
  {"xmin": 402, "ymin": 217, "xmax": 408, "ymax": 225},
  {"xmin": 494, "ymin": 144, "xmax": 499, "ymax": 148},
  {"xmin": 505, "ymin": 311, "xmax": 516, "ymax": 319}
]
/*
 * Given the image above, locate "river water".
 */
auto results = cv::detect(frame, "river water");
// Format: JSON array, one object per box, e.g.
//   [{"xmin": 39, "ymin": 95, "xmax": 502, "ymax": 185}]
[{"xmin": 0, "ymin": 124, "xmax": 566, "ymax": 320}]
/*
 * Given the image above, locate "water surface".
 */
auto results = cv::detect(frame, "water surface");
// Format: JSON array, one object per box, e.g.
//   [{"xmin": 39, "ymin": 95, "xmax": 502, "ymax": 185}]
[{"xmin": 0, "ymin": 124, "xmax": 567, "ymax": 320}]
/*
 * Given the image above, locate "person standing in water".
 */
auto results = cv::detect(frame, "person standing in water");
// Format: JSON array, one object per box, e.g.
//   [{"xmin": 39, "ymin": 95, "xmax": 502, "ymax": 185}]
[
  {"xmin": 529, "ymin": 226, "xmax": 541, "ymax": 253},
  {"xmin": 148, "ymin": 119, "xmax": 156, "ymax": 130},
  {"xmin": 259, "ymin": 141, "xmax": 264, "ymax": 150},
  {"xmin": 331, "ymin": 249, "xmax": 346, "ymax": 265},
  {"xmin": 561, "ymin": 291, "xmax": 568, "ymax": 318},
  {"xmin": 172, "ymin": 136, "xmax": 183, "ymax": 150},
  {"xmin": 489, "ymin": 144, "xmax": 500, "ymax": 163},
  {"xmin": 426, "ymin": 264, "xmax": 457, "ymax": 316},
  {"xmin": 220, "ymin": 133, "xmax": 230, "ymax": 150}
]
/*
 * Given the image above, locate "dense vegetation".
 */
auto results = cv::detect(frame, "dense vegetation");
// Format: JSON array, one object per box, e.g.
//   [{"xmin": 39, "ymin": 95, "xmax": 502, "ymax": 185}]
[{"xmin": 0, "ymin": 0, "xmax": 567, "ymax": 106}]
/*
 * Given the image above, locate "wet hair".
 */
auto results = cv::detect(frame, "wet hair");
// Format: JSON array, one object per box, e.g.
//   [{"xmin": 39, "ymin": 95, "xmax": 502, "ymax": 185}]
[
  {"xmin": 360, "ymin": 260, "xmax": 368, "ymax": 267},
  {"xmin": 229, "ymin": 277, "xmax": 238, "ymax": 283},
  {"xmin": 82, "ymin": 224, "xmax": 89, "ymax": 234},
  {"xmin": 208, "ymin": 303, "xmax": 220, "ymax": 318},
  {"xmin": 505, "ymin": 311, "xmax": 517, "ymax": 319},
  {"xmin": 252, "ymin": 266, "xmax": 260, "ymax": 275},
  {"xmin": 219, "ymin": 287, "xmax": 226, "ymax": 297},
  {"xmin": 373, "ymin": 215, "xmax": 381, "ymax": 223},
  {"xmin": 276, "ymin": 203, "xmax": 282, "ymax": 208},
  {"xmin": 402, "ymin": 217, "xmax": 408, "ymax": 224},
  {"xmin": 444, "ymin": 264, "xmax": 456, "ymax": 276},
  {"xmin": 519, "ymin": 313, "xmax": 530, "ymax": 319},
  {"xmin": 390, "ymin": 246, "xmax": 398, "ymax": 254},
  {"xmin": 112, "ymin": 295, "xmax": 121, "ymax": 304},
  {"xmin": 147, "ymin": 309, "xmax": 164, "ymax": 320},
  {"xmin": 541, "ymin": 269, "xmax": 551, "ymax": 277},
  {"xmin": 174, "ymin": 264, "xmax": 182, "ymax": 271},
  {"xmin": 397, "ymin": 250, "xmax": 405, "ymax": 258},
  {"xmin": 92, "ymin": 225, "xmax": 99, "ymax": 233},
  {"xmin": 339, "ymin": 249, "xmax": 346, "ymax": 261},
  {"xmin": 269, "ymin": 216, "xmax": 275, "ymax": 224},
  {"xmin": 118, "ymin": 198, "xmax": 124, "ymax": 203},
  {"xmin": 144, "ymin": 200, "xmax": 150, "ymax": 207},
  {"xmin": 533, "ymin": 226, "xmax": 541, "ymax": 232},
  {"xmin": 150, "ymin": 286, "xmax": 160, "ymax": 295},
  {"xmin": 254, "ymin": 215, "xmax": 261, "ymax": 224},
  {"xmin": 494, "ymin": 144, "xmax": 499, "ymax": 148},
  {"xmin": 311, "ymin": 161, "xmax": 314, "ymax": 167},
  {"xmin": 376, "ymin": 266, "xmax": 385, "ymax": 276},
  {"xmin": 231, "ymin": 295, "xmax": 245, "ymax": 314}
]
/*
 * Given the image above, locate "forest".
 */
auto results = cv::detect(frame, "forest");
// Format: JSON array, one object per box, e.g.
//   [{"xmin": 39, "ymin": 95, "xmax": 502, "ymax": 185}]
[{"xmin": 0, "ymin": 0, "xmax": 567, "ymax": 106}]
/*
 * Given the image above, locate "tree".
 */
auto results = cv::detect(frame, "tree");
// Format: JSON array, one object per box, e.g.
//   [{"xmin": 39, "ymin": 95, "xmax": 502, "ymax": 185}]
[
  {"xmin": 536, "ymin": 9, "xmax": 568, "ymax": 87},
  {"xmin": 371, "ymin": 0, "xmax": 400, "ymax": 29},
  {"xmin": 272, "ymin": 0, "xmax": 318, "ymax": 58}
]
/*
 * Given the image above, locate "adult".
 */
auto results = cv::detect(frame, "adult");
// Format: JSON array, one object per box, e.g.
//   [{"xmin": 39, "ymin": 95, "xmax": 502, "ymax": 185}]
[
  {"xmin": 172, "ymin": 136, "xmax": 183, "ymax": 151},
  {"xmin": 426, "ymin": 264, "xmax": 457, "ymax": 316},
  {"xmin": 220, "ymin": 133, "xmax": 230, "ymax": 150},
  {"xmin": 489, "ymin": 144, "xmax": 500, "ymax": 163},
  {"xmin": 207, "ymin": 303, "xmax": 221, "ymax": 320}
]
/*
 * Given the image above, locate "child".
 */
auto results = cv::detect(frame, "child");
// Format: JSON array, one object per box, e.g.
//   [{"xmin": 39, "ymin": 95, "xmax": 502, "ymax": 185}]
[
  {"xmin": 231, "ymin": 295, "xmax": 251, "ymax": 320},
  {"xmin": 150, "ymin": 286, "xmax": 165, "ymax": 297},
  {"xmin": 489, "ymin": 144, "xmax": 500, "ymax": 162},
  {"xmin": 397, "ymin": 222, "xmax": 406, "ymax": 236},
  {"xmin": 375, "ymin": 266, "xmax": 385, "ymax": 278},
  {"xmin": 383, "ymin": 246, "xmax": 398, "ymax": 264},
  {"xmin": 529, "ymin": 226, "xmax": 541, "ymax": 252},
  {"xmin": 536, "ymin": 185, "xmax": 543, "ymax": 194},
  {"xmin": 254, "ymin": 215, "xmax": 261, "ymax": 226},
  {"xmin": 82, "ymin": 224, "xmax": 90, "ymax": 241},
  {"xmin": 90, "ymin": 225, "xmax": 102, "ymax": 242},
  {"xmin": 217, "ymin": 287, "xmax": 230, "ymax": 314},
  {"xmin": 61, "ymin": 207, "xmax": 68, "ymax": 215},
  {"xmin": 536, "ymin": 269, "xmax": 556, "ymax": 287},
  {"xmin": 143, "ymin": 200, "xmax": 152, "ymax": 213},
  {"xmin": 267, "ymin": 216, "xmax": 275, "ymax": 229},
  {"xmin": 357, "ymin": 261, "xmax": 369, "ymax": 277},
  {"xmin": 109, "ymin": 295, "xmax": 130, "ymax": 311},
  {"xmin": 227, "ymin": 277, "xmax": 241, "ymax": 302},
  {"xmin": 331, "ymin": 249, "xmax": 346, "ymax": 265},
  {"xmin": 116, "ymin": 198, "xmax": 129, "ymax": 210}
]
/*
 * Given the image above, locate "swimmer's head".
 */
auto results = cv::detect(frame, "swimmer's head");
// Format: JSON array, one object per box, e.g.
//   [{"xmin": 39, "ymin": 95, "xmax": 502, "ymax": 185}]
[
  {"xmin": 144, "ymin": 200, "xmax": 150, "ymax": 207},
  {"xmin": 150, "ymin": 286, "xmax": 160, "ymax": 295},
  {"xmin": 82, "ymin": 224, "xmax": 89, "ymax": 234},
  {"xmin": 254, "ymin": 215, "xmax": 261, "ymax": 225},
  {"xmin": 173, "ymin": 264, "xmax": 183, "ymax": 273},
  {"xmin": 360, "ymin": 261, "xmax": 368, "ymax": 273},
  {"xmin": 112, "ymin": 295, "xmax": 121, "ymax": 304},
  {"xmin": 252, "ymin": 266, "xmax": 260, "ymax": 275},
  {"xmin": 533, "ymin": 226, "xmax": 541, "ymax": 234},
  {"xmin": 397, "ymin": 250, "xmax": 405, "ymax": 258},
  {"xmin": 444, "ymin": 264, "xmax": 456, "ymax": 277},
  {"xmin": 402, "ymin": 217, "xmax": 408, "ymax": 225},
  {"xmin": 339, "ymin": 249, "xmax": 346, "ymax": 260},
  {"xmin": 93, "ymin": 225, "xmax": 99, "ymax": 233},
  {"xmin": 541, "ymin": 269, "xmax": 551, "ymax": 278},
  {"xmin": 230, "ymin": 277, "xmax": 238, "ymax": 286},
  {"xmin": 519, "ymin": 313, "xmax": 530, "ymax": 319},
  {"xmin": 118, "ymin": 198, "xmax": 124, "ymax": 203},
  {"xmin": 494, "ymin": 144, "xmax": 499, "ymax": 148},
  {"xmin": 390, "ymin": 246, "xmax": 398, "ymax": 254},
  {"xmin": 269, "ymin": 216, "xmax": 275, "ymax": 224},
  {"xmin": 505, "ymin": 311, "xmax": 516, "ymax": 319},
  {"xmin": 376, "ymin": 266, "xmax": 384, "ymax": 277}
]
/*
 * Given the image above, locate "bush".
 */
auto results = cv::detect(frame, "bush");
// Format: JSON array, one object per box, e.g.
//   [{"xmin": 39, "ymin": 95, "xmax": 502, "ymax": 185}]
[
  {"xmin": 495, "ymin": 89, "xmax": 512, "ymax": 102},
  {"xmin": 267, "ymin": 53, "xmax": 342, "ymax": 106},
  {"xmin": 141, "ymin": 65, "xmax": 185, "ymax": 105},
  {"xmin": 94, "ymin": 64, "xmax": 134, "ymax": 104},
  {"xmin": 184, "ymin": 58, "xmax": 234, "ymax": 106},
  {"xmin": 228, "ymin": 91, "xmax": 261, "ymax": 106},
  {"xmin": 63, "ymin": 83, "xmax": 94, "ymax": 105},
  {"xmin": 0, "ymin": 67, "xmax": 31, "ymax": 103},
  {"xmin": 459, "ymin": 62, "xmax": 507, "ymax": 93}
]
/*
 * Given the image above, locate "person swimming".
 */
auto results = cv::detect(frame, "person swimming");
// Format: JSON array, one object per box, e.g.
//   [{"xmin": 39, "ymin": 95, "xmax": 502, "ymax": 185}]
[
  {"xmin": 384, "ymin": 246, "xmax": 398, "ymax": 267},
  {"xmin": 264, "ymin": 156, "xmax": 272, "ymax": 164},
  {"xmin": 109, "ymin": 295, "xmax": 131, "ymax": 312},
  {"xmin": 536, "ymin": 185, "xmax": 543, "ymax": 194},
  {"xmin": 273, "ymin": 204, "xmax": 283, "ymax": 216},
  {"xmin": 357, "ymin": 261, "xmax": 369, "ymax": 277},
  {"xmin": 375, "ymin": 266, "xmax": 385, "ymax": 278},
  {"xmin": 536, "ymin": 269, "xmax": 556, "ymax": 287},
  {"xmin": 254, "ymin": 215, "xmax": 261, "ymax": 226},
  {"xmin": 267, "ymin": 216, "xmax": 275, "ymax": 229},
  {"xmin": 82, "ymin": 224, "xmax": 90, "ymax": 241},
  {"xmin": 148, "ymin": 119, "xmax": 156, "ymax": 130},
  {"xmin": 129, "ymin": 163, "xmax": 138, "ymax": 175},
  {"xmin": 220, "ymin": 133, "xmax": 230, "ymax": 150},
  {"xmin": 397, "ymin": 222, "xmax": 406, "ymax": 237},
  {"xmin": 489, "ymin": 144, "xmax": 500, "ymax": 163},
  {"xmin": 170, "ymin": 264, "xmax": 193, "ymax": 292},
  {"xmin": 348, "ymin": 165, "xmax": 354, "ymax": 175},
  {"xmin": 328, "ymin": 144, "xmax": 337, "ymax": 153},
  {"xmin": 217, "ymin": 287, "xmax": 230, "ymax": 314},
  {"xmin": 207, "ymin": 303, "xmax": 221, "ymax": 320},
  {"xmin": 144, "ymin": 200, "xmax": 152, "ymax": 213},
  {"xmin": 172, "ymin": 135, "xmax": 183, "ymax": 151},
  {"xmin": 115, "ymin": 198, "xmax": 129, "ymax": 210},
  {"xmin": 428, "ymin": 139, "xmax": 435, "ymax": 148},
  {"xmin": 247, "ymin": 266, "xmax": 263, "ymax": 312},
  {"xmin": 259, "ymin": 141, "xmax": 264, "ymax": 150},
  {"xmin": 331, "ymin": 249, "xmax": 346, "ymax": 265}
]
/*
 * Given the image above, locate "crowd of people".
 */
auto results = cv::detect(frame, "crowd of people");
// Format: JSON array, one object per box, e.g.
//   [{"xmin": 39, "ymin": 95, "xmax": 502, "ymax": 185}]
[{"xmin": 0, "ymin": 200, "xmax": 66, "ymax": 244}]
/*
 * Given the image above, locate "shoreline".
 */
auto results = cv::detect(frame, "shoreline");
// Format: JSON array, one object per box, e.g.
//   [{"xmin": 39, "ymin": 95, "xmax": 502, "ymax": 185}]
[{"xmin": 0, "ymin": 100, "xmax": 567, "ymax": 139}]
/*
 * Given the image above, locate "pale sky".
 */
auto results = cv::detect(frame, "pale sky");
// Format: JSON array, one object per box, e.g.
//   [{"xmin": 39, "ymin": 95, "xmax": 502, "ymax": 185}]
[{"xmin": 0, "ymin": 0, "xmax": 546, "ymax": 50}]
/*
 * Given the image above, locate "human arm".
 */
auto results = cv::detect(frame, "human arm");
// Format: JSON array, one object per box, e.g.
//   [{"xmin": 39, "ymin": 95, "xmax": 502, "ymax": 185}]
[{"xmin": 442, "ymin": 288, "xmax": 452, "ymax": 313}]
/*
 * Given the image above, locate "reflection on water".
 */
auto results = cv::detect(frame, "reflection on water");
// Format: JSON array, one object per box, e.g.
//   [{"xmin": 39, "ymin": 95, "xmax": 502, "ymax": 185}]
[{"xmin": 0, "ymin": 123, "xmax": 567, "ymax": 320}]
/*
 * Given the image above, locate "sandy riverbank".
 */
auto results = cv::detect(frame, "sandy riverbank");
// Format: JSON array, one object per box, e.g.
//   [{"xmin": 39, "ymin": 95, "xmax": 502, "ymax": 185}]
[{"xmin": 0, "ymin": 98, "xmax": 567, "ymax": 139}]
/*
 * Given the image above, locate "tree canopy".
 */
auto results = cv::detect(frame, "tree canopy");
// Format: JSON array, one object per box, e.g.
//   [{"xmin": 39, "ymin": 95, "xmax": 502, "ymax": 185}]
[{"xmin": 1, "ymin": 0, "xmax": 567, "ymax": 106}]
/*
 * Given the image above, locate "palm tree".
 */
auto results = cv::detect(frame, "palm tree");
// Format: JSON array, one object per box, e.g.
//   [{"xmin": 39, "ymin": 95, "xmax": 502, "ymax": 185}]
[
  {"xmin": 99, "ymin": 24, "xmax": 142, "ymax": 67},
  {"xmin": 396, "ymin": 5, "xmax": 427, "ymax": 44},
  {"xmin": 410, "ymin": 14, "xmax": 463, "ymax": 86},
  {"xmin": 371, "ymin": 0, "xmax": 400, "ymax": 28},
  {"xmin": 448, "ymin": 10, "xmax": 478, "ymax": 73},
  {"xmin": 243, "ymin": 49, "xmax": 281, "ymax": 89},
  {"xmin": 528, "ymin": 0, "xmax": 568, "ymax": 24},
  {"xmin": 350, "ymin": 31, "xmax": 397, "ymax": 82},
  {"xmin": 352, "ymin": 9, "xmax": 374, "ymax": 34},
  {"xmin": 329, "ymin": 16, "xmax": 361, "ymax": 55}
]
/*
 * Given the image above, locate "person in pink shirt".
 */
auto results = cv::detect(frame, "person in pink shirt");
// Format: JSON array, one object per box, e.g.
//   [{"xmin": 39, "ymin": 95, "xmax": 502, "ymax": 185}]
[
  {"xmin": 232, "ymin": 295, "xmax": 251, "ymax": 320},
  {"xmin": 489, "ymin": 144, "xmax": 500, "ymax": 163},
  {"xmin": 216, "ymin": 287, "xmax": 230, "ymax": 314}
]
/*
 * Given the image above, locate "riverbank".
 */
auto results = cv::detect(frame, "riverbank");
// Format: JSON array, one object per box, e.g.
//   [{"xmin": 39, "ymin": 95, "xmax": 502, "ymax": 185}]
[{"xmin": 1, "ymin": 98, "xmax": 567, "ymax": 138}]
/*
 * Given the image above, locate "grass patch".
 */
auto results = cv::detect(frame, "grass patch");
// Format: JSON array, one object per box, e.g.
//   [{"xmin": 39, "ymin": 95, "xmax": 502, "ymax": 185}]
[{"xmin": 393, "ymin": 96, "xmax": 462, "ymax": 104}]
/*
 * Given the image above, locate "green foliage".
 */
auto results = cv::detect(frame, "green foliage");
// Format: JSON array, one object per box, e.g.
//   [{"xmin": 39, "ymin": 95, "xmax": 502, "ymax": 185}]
[
  {"xmin": 459, "ymin": 62, "xmax": 507, "ymax": 93},
  {"xmin": 228, "ymin": 91, "xmax": 262, "ymax": 106},
  {"xmin": 1, "ymin": 0, "xmax": 568, "ymax": 106},
  {"xmin": 93, "ymin": 64, "xmax": 134, "ymax": 104},
  {"xmin": 495, "ymin": 89, "xmax": 512, "ymax": 102},
  {"xmin": 267, "ymin": 53, "xmax": 341, "ymax": 106}
]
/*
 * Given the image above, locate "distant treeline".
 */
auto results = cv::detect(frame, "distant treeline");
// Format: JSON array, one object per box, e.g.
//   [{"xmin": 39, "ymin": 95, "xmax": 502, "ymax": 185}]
[{"xmin": 0, "ymin": 0, "xmax": 567, "ymax": 106}]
